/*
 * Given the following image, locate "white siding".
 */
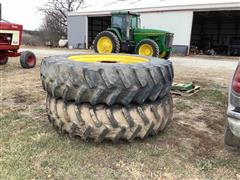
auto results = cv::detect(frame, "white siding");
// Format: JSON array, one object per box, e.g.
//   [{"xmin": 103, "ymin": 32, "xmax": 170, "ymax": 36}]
[
  {"xmin": 68, "ymin": 15, "xmax": 88, "ymax": 48},
  {"xmin": 141, "ymin": 11, "xmax": 194, "ymax": 46},
  {"xmin": 71, "ymin": 0, "xmax": 240, "ymax": 16}
]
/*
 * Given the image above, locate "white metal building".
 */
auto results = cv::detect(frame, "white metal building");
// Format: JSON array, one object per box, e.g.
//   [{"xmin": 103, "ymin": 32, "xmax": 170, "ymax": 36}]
[{"xmin": 68, "ymin": 0, "xmax": 240, "ymax": 55}]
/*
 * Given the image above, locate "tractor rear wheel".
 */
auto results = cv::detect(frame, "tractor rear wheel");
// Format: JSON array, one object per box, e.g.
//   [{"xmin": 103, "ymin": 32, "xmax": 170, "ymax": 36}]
[
  {"xmin": 135, "ymin": 39, "xmax": 160, "ymax": 57},
  {"xmin": 94, "ymin": 31, "xmax": 120, "ymax": 53},
  {"xmin": 0, "ymin": 55, "xmax": 8, "ymax": 65},
  {"xmin": 20, "ymin": 51, "xmax": 36, "ymax": 68}
]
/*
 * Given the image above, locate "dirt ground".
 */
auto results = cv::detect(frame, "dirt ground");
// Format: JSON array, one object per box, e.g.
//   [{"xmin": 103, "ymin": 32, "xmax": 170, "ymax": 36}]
[{"xmin": 0, "ymin": 47, "xmax": 240, "ymax": 179}]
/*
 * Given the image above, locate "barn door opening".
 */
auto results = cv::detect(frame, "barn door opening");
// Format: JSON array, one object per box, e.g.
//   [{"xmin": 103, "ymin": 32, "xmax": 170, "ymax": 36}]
[
  {"xmin": 88, "ymin": 16, "xmax": 111, "ymax": 48},
  {"xmin": 190, "ymin": 10, "xmax": 240, "ymax": 56}
]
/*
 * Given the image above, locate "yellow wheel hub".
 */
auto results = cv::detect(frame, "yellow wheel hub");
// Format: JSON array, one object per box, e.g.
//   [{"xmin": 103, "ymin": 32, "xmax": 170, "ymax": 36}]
[
  {"xmin": 97, "ymin": 36, "xmax": 113, "ymax": 53},
  {"xmin": 138, "ymin": 44, "xmax": 154, "ymax": 56},
  {"xmin": 68, "ymin": 54, "xmax": 149, "ymax": 64}
]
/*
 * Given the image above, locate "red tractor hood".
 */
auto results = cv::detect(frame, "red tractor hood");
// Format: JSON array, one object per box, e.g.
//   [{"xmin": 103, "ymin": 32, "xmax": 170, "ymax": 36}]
[{"xmin": 0, "ymin": 22, "xmax": 23, "ymax": 31}]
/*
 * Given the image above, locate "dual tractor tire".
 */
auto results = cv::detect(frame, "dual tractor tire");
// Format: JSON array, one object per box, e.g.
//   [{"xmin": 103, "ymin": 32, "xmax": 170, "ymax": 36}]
[{"xmin": 41, "ymin": 54, "xmax": 174, "ymax": 142}]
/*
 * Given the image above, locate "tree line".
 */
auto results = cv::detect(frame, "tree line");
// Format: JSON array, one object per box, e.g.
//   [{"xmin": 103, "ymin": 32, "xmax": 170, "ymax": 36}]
[{"xmin": 24, "ymin": 0, "xmax": 84, "ymax": 47}]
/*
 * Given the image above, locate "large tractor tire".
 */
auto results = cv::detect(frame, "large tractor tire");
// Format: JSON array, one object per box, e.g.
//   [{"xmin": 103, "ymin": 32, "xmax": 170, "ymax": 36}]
[
  {"xmin": 0, "ymin": 55, "xmax": 8, "ymax": 65},
  {"xmin": 20, "ymin": 51, "xmax": 36, "ymax": 68},
  {"xmin": 47, "ymin": 94, "xmax": 173, "ymax": 142},
  {"xmin": 135, "ymin": 39, "xmax": 160, "ymax": 57},
  {"xmin": 41, "ymin": 54, "xmax": 174, "ymax": 106},
  {"xmin": 224, "ymin": 123, "xmax": 240, "ymax": 148},
  {"xmin": 94, "ymin": 31, "xmax": 120, "ymax": 53}
]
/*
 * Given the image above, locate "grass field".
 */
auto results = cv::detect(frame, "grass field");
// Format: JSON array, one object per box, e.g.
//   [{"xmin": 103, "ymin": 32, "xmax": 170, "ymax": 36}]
[{"xmin": 1, "ymin": 50, "xmax": 240, "ymax": 179}]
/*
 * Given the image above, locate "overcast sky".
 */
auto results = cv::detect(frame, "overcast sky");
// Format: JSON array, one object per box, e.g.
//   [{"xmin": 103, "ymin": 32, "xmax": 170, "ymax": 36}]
[
  {"xmin": 0, "ymin": 0, "xmax": 48, "ymax": 30},
  {"xmin": 0, "ymin": 0, "xmax": 105, "ymax": 30}
]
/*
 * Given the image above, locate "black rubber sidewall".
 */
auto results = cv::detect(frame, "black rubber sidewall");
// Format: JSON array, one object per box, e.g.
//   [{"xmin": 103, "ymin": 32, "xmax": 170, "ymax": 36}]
[{"xmin": 20, "ymin": 51, "xmax": 36, "ymax": 68}]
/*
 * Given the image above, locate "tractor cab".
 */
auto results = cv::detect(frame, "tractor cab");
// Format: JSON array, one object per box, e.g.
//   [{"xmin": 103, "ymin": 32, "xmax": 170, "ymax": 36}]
[{"xmin": 111, "ymin": 11, "xmax": 140, "ymax": 41}]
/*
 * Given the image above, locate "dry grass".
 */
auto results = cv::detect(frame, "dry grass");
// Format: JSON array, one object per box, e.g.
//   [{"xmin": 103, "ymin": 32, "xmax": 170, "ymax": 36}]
[{"xmin": 0, "ymin": 53, "xmax": 240, "ymax": 179}]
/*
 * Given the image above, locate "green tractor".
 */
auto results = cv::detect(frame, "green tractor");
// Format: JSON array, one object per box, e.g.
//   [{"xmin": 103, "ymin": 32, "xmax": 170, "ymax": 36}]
[{"xmin": 93, "ymin": 11, "xmax": 174, "ymax": 59}]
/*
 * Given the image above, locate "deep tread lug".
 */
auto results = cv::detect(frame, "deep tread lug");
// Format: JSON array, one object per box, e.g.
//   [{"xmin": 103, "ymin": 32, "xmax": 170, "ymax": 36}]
[
  {"xmin": 116, "ymin": 68, "xmax": 131, "ymax": 88},
  {"xmin": 99, "ymin": 69, "xmax": 113, "ymax": 88},
  {"xmin": 76, "ymin": 85, "xmax": 88, "ymax": 103},
  {"xmin": 95, "ymin": 128, "xmax": 109, "ymax": 143},
  {"xmin": 137, "ymin": 107, "xmax": 149, "ymax": 125},
  {"xmin": 143, "ymin": 122, "xmax": 155, "ymax": 139},
  {"xmin": 89, "ymin": 107, "xmax": 102, "ymax": 128},
  {"xmin": 90, "ymin": 88, "xmax": 105, "ymax": 105},
  {"xmin": 128, "ymin": 125, "xmax": 142, "ymax": 142},
  {"xmin": 105, "ymin": 108, "xmax": 118, "ymax": 128},
  {"xmin": 122, "ymin": 107, "xmax": 135, "ymax": 128}
]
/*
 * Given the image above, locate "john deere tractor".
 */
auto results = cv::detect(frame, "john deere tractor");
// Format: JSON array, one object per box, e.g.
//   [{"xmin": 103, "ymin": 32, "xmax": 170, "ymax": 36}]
[{"xmin": 94, "ymin": 11, "xmax": 174, "ymax": 59}]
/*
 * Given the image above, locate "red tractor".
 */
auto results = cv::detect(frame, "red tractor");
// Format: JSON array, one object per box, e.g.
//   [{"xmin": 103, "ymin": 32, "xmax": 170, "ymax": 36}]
[{"xmin": 0, "ymin": 5, "xmax": 36, "ymax": 68}]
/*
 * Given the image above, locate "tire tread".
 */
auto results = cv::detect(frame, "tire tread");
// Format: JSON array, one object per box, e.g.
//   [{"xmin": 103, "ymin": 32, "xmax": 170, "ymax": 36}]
[
  {"xmin": 47, "ymin": 94, "xmax": 173, "ymax": 142},
  {"xmin": 41, "ymin": 55, "xmax": 173, "ymax": 105}
]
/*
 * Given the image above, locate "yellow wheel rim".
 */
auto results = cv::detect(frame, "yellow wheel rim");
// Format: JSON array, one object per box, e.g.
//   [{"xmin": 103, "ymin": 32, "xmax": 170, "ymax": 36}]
[
  {"xmin": 97, "ymin": 36, "xmax": 113, "ymax": 53},
  {"xmin": 138, "ymin": 44, "xmax": 154, "ymax": 56},
  {"xmin": 68, "ymin": 54, "xmax": 149, "ymax": 64},
  {"xmin": 159, "ymin": 51, "xmax": 166, "ymax": 58}
]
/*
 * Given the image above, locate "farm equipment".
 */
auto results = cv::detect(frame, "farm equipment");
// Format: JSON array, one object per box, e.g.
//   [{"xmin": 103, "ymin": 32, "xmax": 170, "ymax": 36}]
[
  {"xmin": 94, "ymin": 11, "xmax": 174, "ymax": 59},
  {"xmin": 0, "ymin": 4, "xmax": 36, "ymax": 68},
  {"xmin": 41, "ymin": 54, "xmax": 174, "ymax": 142},
  {"xmin": 171, "ymin": 82, "xmax": 200, "ymax": 97}
]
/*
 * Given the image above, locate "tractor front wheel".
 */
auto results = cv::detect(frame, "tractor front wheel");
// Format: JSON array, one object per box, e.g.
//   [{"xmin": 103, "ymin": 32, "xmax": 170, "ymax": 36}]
[
  {"xmin": 20, "ymin": 51, "xmax": 36, "ymax": 68},
  {"xmin": 135, "ymin": 39, "xmax": 160, "ymax": 57},
  {"xmin": 94, "ymin": 31, "xmax": 120, "ymax": 53},
  {"xmin": 0, "ymin": 55, "xmax": 8, "ymax": 65}
]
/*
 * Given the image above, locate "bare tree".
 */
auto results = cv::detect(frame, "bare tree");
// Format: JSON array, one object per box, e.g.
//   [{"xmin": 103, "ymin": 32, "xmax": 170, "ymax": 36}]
[{"xmin": 39, "ymin": 0, "xmax": 84, "ymax": 45}]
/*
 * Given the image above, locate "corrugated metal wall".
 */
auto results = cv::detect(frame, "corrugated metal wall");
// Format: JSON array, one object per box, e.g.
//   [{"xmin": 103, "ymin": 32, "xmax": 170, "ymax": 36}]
[
  {"xmin": 141, "ymin": 11, "xmax": 194, "ymax": 55},
  {"xmin": 68, "ymin": 15, "xmax": 87, "ymax": 48}
]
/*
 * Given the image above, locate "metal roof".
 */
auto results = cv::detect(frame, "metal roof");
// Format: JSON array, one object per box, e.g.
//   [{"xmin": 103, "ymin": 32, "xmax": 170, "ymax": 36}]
[{"xmin": 69, "ymin": 0, "xmax": 240, "ymax": 16}]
